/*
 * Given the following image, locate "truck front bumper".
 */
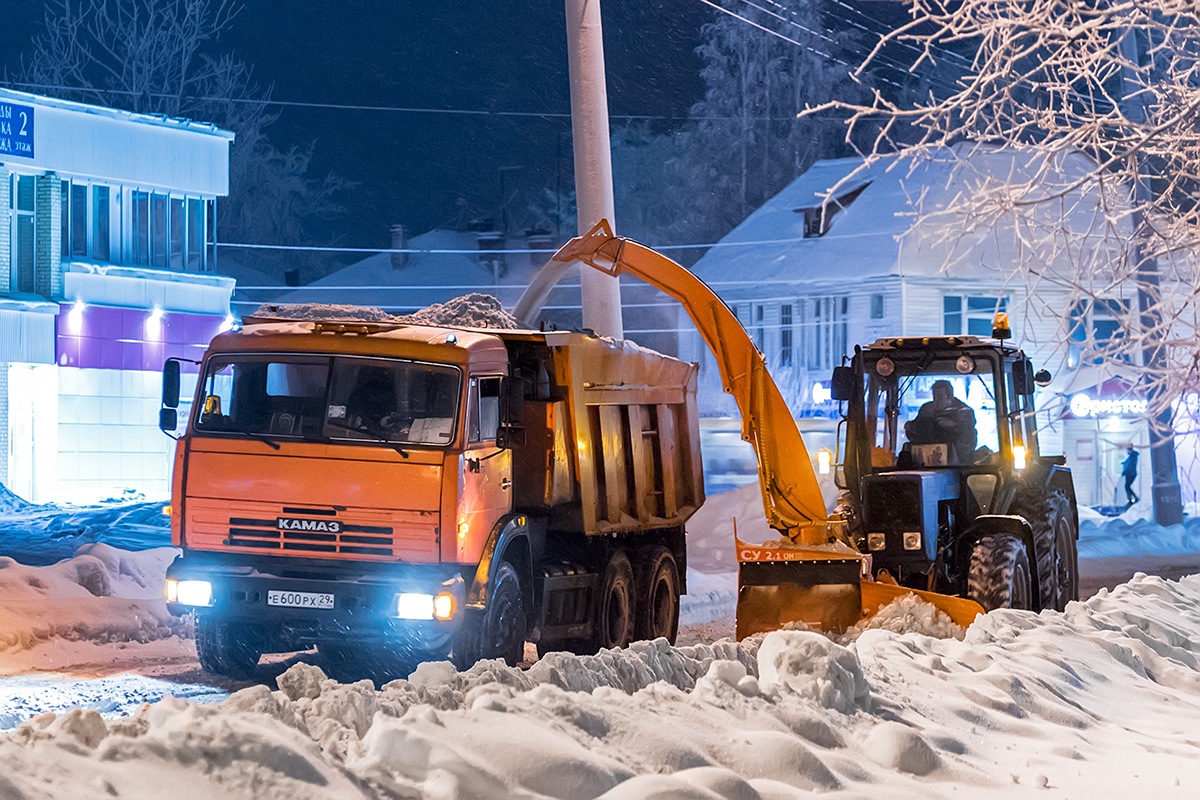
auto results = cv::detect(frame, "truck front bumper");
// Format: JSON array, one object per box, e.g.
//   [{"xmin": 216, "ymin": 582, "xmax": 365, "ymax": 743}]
[{"xmin": 165, "ymin": 551, "xmax": 466, "ymax": 654}]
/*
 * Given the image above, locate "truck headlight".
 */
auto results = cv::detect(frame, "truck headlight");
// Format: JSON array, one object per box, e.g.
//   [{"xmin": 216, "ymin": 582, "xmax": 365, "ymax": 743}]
[
  {"xmin": 394, "ymin": 593, "xmax": 435, "ymax": 620},
  {"xmin": 174, "ymin": 580, "xmax": 214, "ymax": 607},
  {"xmin": 867, "ymin": 533, "xmax": 887, "ymax": 551},
  {"xmin": 902, "ymin": 531, "xmax": 922, "ymax": 551}
]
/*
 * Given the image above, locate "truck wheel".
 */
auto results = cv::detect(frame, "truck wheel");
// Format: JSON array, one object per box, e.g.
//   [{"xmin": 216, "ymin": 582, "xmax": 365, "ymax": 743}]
[
  {"xmin": 633, "ymin": 546, "xmax": 679, "ymax": 644},
  {"xmin": 1014, "ymin": 488, "xmax": 1078, "ymax": 611},
  {"xmin": 454, "ymin": 562, "xmax": 526, "ymax": 669},
  {"xmin": 967, "ymin": 534, "xmax": 1033, "ymax": 611},
  {"xmin": 590, "ymin": 550, "xmax": 634, "ymax": 652},
  {"xmin": 195, "ymin": 616, "xmax": 261, "ymax": 679}
]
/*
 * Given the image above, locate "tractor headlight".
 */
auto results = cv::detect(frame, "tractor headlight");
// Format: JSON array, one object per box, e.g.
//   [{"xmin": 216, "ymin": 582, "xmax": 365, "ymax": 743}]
[
  {"xmin": 902, "ymin": 531, "xmax": 922, "ymax": 551},
  {"xmin": 1012, "ymin": 445, "xmax": 1027, "ymax": 471},
  {"xmin": 173, "ymin": 580, "xmax": 214, "ymax": 607},
  {"xmin": 867, "ymin": 533, "xmax": 887, "ymax": 551}
]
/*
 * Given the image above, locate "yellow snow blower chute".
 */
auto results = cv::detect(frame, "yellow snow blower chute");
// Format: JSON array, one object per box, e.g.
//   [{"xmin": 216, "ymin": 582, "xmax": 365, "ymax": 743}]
[{"xmin": 551, "ymin": 221, "xmax": 984, "ymax": 638}]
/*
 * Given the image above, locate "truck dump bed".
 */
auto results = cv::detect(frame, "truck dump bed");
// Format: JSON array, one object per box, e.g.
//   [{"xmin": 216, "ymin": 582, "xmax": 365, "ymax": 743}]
[{"xmin": 501, "ymin": 329, "xmax": 703, "ymax": 536}]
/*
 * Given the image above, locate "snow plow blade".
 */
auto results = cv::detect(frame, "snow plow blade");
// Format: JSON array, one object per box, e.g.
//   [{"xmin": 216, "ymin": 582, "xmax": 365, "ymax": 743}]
[
  {"xmin": 859, "ymin": 579, "xmax": 985, "ymax": 628},
  {"xmin": 736, "ymin": 540, "xmax": 985, "ymax": 639}
]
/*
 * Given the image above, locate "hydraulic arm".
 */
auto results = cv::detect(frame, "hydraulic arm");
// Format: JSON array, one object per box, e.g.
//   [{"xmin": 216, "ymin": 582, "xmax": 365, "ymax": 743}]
[{"xmin": 550, "ymin": 221, "xmax": 984, "ymax": 636}]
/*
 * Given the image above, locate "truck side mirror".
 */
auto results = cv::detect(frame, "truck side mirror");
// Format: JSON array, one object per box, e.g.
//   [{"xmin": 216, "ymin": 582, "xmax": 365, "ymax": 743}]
[
  {"xmin": 495, "ymin": 423, "xmax": 525, "ymax": 450},
  {"xmin": 162, "ymin": 359, "xmax": 181, "ymax": 408},
  {"xmin": 1034, "ymin": 369, "xmax": 1052, "ymax": 387},
  {"xmin": 830, "ymin": 366, "xmax": 855, "ymax": 402},
  {"xmin": 159, "ymin": 407, "xmax": 178, "ymax": 433},
  {"xmin": 1012, "ymin": 361, "xmax": 1035, "ymax": 395}
]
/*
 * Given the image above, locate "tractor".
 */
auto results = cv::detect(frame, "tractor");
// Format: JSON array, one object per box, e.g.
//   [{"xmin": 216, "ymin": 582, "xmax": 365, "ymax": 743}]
[{"xmin": 832, "ymin": 316, "xmax": 1079, "ymax": 612}]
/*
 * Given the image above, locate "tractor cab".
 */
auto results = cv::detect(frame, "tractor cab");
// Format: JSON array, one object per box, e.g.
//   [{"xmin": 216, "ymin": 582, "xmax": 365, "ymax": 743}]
[{"xmin": 831, "ymin": 315, "xmax": 1076, "ymax": 611}]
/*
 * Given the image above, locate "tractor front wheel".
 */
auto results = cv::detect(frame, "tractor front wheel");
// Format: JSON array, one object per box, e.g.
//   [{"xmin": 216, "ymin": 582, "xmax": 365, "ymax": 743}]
[{"xmin": 967, "ymin": 534, "xmax": 1033, "ymax": 611}]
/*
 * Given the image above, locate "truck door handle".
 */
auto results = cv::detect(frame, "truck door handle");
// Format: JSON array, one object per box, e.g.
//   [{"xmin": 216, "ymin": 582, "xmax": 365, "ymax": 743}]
[{"xmin": 501, "ymin": 478, "xmax": 512, "ymax": 490}]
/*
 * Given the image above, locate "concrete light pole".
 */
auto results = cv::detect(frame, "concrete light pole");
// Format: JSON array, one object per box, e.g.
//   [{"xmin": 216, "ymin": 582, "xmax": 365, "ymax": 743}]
[{"xmin": 565, "ymin": 0, "xmax": 623, "ymax": 338}]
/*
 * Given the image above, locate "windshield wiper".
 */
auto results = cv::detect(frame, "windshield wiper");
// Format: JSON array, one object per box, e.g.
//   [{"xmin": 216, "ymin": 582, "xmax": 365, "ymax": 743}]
[
  {"xmin": 326, "ymin": 419, "xmax": 410, "ymax": 458},
  {"xmin": 224, "ymin": 426, "xmax": 281, "ymax": 450}
]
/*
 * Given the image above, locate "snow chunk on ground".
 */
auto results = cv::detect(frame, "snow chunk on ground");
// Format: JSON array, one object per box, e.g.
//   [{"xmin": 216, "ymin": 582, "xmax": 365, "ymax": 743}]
[{"xmin": 756, "ymin": 630, "xmax": 868, "ymax": 712}]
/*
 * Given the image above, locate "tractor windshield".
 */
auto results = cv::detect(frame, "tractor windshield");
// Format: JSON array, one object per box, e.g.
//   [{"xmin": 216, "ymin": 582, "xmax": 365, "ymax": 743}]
[{"xmin": 866, "ymin": 355, "xmax": 1001, "ymax": 467}]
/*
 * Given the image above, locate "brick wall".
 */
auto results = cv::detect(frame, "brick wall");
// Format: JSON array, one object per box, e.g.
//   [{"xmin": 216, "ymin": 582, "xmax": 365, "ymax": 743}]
[
  {"xmin": 34, "ymin": 174, "xmax": 61, "ymax": 299},
  {"xmin": 0, "ymin": 165, "xmax": 10, "ymax": 291}
]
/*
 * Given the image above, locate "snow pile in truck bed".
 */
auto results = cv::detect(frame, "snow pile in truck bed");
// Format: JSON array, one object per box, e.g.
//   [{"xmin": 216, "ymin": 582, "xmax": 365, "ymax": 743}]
[
  {"xmin": 0, "ymin": 544, "xmax": 184, "ymax": 652},
  {"xmin": 6, "ymin": 575, "xmax": 1200, "ymax": 797},
  {"xmin": 252, "ymin": 293, "xmax": 522, "ymax": 329}
]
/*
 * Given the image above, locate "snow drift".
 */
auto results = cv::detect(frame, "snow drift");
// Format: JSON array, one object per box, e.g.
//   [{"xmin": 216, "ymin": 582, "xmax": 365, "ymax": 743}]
[{"xmin": 4, "ymin": 574, "xmax": 1200, "ymax": 798}]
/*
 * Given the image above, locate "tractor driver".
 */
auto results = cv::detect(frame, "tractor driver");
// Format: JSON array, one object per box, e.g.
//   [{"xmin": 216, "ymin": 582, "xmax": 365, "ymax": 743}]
[{"xmin": 904, "ymin": 379, "xmax": 978, "ymax": 464}]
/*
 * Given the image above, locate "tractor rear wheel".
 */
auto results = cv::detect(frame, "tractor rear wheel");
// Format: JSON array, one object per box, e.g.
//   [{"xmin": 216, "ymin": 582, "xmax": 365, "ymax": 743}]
[
  {"xmin": 1014, "ymin": 488, "xmax": 1078, "ymax": 611},
  {"xmin": 967, "ymin": 534, "xmax": 1033, "ymax": 611}
]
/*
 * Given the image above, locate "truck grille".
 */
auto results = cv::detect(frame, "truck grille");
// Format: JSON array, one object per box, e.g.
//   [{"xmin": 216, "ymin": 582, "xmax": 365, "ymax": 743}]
[
  {"xmin": 227, "ymin": 517, "xmax": 395, "ymax": 556},
  {"xmin": 184, "ymin": 499, "xmax": 441, "ymax": 562}
]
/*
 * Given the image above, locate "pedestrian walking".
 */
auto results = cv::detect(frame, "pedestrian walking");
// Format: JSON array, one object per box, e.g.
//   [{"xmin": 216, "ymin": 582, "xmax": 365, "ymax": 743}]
[{"xmin": 1122, "ymin": 445, "xmax": 1140, "ymax": 508}]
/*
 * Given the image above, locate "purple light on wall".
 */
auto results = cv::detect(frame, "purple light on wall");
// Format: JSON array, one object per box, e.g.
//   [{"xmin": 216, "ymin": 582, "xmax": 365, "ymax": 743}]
[{"xmin": 56, "ymin": 304, "xmax": 225, "ymax": 373}]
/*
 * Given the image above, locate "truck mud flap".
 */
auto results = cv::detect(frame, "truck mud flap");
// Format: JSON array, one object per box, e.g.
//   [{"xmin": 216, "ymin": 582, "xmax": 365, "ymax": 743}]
[{"xmin": 736, "ymin": 556, "xmax": 863, "ymax": 639}]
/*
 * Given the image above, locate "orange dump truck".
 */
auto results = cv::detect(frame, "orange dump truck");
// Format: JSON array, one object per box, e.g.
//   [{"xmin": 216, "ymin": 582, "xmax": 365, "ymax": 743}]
[{"xmin": 159, "ymin": 316, "xmax": 703, "ymax": 676}]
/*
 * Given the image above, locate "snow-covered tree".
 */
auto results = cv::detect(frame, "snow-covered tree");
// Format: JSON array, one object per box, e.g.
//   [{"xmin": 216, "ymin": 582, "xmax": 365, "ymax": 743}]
[
  {"xmin": 811, "ymin": 0, "xmax": 1200, "ymax": 522},
  {"xmin": 14, "ymin": 0, "xmax": 345, "ymax": 277}
]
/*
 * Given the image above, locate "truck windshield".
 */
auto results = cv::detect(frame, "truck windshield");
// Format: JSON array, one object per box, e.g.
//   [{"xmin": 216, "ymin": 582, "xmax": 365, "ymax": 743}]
[
  {"xmin": 867, "ymin": 357, "xmax": 1000, "ymax": 467},
  {"xmin": 193, "ymin": 355, "xmax": 461, "ymax": 446}
]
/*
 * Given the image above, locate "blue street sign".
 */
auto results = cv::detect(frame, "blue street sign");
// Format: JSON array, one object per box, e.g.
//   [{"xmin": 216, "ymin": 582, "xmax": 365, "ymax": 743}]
[{"xmin": 0, "ymin": 102, "xmax": 34, "ymax": 158}]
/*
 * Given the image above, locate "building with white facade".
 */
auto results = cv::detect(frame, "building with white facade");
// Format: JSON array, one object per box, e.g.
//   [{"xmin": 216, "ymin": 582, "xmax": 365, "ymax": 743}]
[
  {"xmin": 685, "ymin": 143, "xmax": 1163, "ymax": 508},
  {"xmin": 1, "ymin": 88, "xmax": 233, "ymax": 503}
]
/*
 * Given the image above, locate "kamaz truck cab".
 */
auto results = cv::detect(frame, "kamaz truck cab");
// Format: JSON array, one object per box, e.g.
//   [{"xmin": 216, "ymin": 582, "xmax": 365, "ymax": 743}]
[{"xmin": 833, "ymin": 315, "xmax": 1079, "ymax": 613}]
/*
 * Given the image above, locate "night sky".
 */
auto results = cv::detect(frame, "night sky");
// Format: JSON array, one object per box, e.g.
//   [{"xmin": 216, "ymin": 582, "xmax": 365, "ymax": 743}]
[{"xmin": 2, "ymin": 1, "xmax": 712, "ymax": 250}]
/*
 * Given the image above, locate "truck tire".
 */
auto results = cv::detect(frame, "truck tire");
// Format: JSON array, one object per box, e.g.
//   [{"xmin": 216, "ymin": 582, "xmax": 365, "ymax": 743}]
[
  {"xmin": 633, "ymin": 546, "xmax": 680, "ymax": 644},
  {"xmin": 195, "ymin": 616, "xmax": 261, "ymax": 679},
  {"xmin": 967, "ymin": 534, "xmax": 1033, "ymax": 611},
  {"xmin": 589, "ymin": 550, "xmax": 634, "ymax": 653},
  {"xmin": 454, "ymin": 562, "xmax": 526, "ymax": 669},
  {"xmin": 1014, "ymin": 488, "xmax": 1078, "ymax": 611}
]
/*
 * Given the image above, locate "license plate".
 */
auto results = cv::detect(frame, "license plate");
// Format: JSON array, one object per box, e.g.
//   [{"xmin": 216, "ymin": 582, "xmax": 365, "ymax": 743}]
[{"xmin": 267, "ymin": 590, "xmax": 335, "ymax": 609}]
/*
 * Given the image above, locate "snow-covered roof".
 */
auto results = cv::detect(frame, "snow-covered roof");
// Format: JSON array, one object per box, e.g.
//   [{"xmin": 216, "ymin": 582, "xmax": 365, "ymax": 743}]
[
  {"xmin": 691, "ymin": 143, "xmax": 1124, "ymax": 289},
  {"xmin": 276, "ymin": 229, "xmax": 553, "ymax": 312},
  {"xmin": 0, "ymin": 87, "xmax": 234, "ymax": 139}
]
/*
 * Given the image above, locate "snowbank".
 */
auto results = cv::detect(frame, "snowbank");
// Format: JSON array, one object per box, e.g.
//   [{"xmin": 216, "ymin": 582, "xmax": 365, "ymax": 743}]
[
  {"xmin": 0, "ymin": 544, "xmax": 184, "ymax": 653},
  {"xmin": 5, "ymin": 576, "xmax": 1200, "ymax": 797}
]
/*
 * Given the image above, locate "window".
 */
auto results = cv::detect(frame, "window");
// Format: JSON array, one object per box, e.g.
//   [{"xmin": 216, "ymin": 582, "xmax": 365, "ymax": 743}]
[
  {"xmin": 1069, "ymin": 298, "xmax": 1131, "ymax": 365},
  {"xmin": 780, "ymin": 304, "xmax": 793, "ymax": 367},
  {"xmin": 12, "ymin": 175, "xmax": 35, "ymax": 294},
  {"xmin": 944, "ymin": 295, "xmax": 1007, "ymax": 336},
  {"xmin": 187, "ymin": 198, "xmax": 204, "ymax": 270},
  {"xmin": 133, "ymin": 191, "xmax": 150, "ymax": 265},
  {"xmin": 803, "ymin": 295, "xmax": 849, "ymax": 371},
  {"xmin": 870, "ymin": 294, "xmax": 884, "ymax": 320},
  {"xmin": 170, "ymin": 198, "xmax": 185, "ymax": 269},
  {"xmin": 151, "ymin": 193, "xmax": 167, "ymax": 268},
  {"xmin": 467, "ymin": 376, "xmax": 502, "ymax": 443},
  {"xmin": 93, "ymin": 186, "xmax": 110, "ymax": 262},
  {"xmin": 795, "ymin": 183, "xmax": 870, "ymax": 238},
  {"xmin": 754, "ymin": 304, "xmax": 765, "ymax": 350},
  {"xmin": 132, "ymin": 190, "xmax": 205, "ymax": 270}
]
